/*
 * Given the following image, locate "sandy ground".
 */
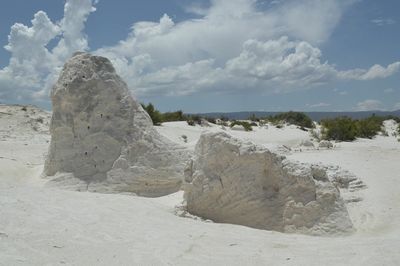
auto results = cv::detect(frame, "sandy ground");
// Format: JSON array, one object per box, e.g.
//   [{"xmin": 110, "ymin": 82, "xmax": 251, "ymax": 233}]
[{"xmin": 1, "ymin": 105, "xmax": 400, "ymax": 265}]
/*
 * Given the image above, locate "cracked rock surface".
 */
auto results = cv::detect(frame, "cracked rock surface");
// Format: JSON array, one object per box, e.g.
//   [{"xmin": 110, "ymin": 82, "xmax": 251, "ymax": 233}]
[
  {"xmin": 184, "ymin": 132, "xmax": 354, "ymax": 235},
  {"xmin": 44, "ymin": 52, "xmax": 188, "ymax": 196}
]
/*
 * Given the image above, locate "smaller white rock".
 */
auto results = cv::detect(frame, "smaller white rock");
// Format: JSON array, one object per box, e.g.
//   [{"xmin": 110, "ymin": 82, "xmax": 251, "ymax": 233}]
[
  {"xmin": 300, "ymin": 140, "xmax": 314, "ymax": 147},
  {"xmin": 319, "ymin": 140, "xmax": 333, "ymax": 149}
]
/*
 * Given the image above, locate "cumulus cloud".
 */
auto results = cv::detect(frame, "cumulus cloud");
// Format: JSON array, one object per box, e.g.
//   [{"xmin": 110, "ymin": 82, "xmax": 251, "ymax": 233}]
[
  {"xmin": 355, "ymin": 99, "xmax": 383, "ymax": 111},
  {"xmin": 0, "ymin": 0, "xmax": 95, "ymax": 102},
  {"xmin": 338, "ymin": 62, "xmax": 400, "ymax": 80},
  {"xmin": 1, "ymin": 0, "xmax": 399, "ymax": 104}
]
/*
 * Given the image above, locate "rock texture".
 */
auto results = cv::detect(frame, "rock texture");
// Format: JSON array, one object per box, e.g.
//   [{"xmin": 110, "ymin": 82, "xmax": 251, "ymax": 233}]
[
  {"xmin": 319, "ymin": 140, "xmax": 333, "ymax": 149},
  {"xmin": 44, "ymin": 52, "xmax": 188, "ymax": 196},
  {"xmin": 184, "ymin": 132, "xmax": 354, "ymax": 235}
]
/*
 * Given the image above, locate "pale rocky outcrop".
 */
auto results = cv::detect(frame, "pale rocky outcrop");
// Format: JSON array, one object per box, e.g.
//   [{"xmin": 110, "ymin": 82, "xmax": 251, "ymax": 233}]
[
  {"xmin": 184, "ymin": 132, "xmax": 354, "ymax": 235},
  {"xmin": 44, "ymin": 52, "xmax": 188, "ymax": 196},
  {"xmin": 300, "ymin": 139, "xmax": 314, "ymax": 148},
  {"xmin": 319, "ymin": 140, "xmax": 334, "ymax": 149}
]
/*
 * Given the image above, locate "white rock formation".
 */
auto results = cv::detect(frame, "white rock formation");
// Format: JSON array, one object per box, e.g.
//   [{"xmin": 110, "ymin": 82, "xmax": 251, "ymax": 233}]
[
  {"xmin": 184, "ymin": 132, "xmax": 354, "ymax": 235},
  {"xmin": 44, "ymin": 52, "xmax": 188, "ymax": 196},
  {"xmin": 319, "ymin": 140, "xmax": 333, "ymax": 149},
  {"xmin": 300, "ymin": 139, "xmax": 315, "ymax": 147},
  {"xmin": 230, "ymin": 125, "xmax": 246, "ymax": 131}
]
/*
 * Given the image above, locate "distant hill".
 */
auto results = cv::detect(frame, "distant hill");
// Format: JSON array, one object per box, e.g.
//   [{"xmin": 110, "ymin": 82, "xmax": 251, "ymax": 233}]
[{"xmin": 193, "ymin": 110, "xmax": 400, "ymax": 122}]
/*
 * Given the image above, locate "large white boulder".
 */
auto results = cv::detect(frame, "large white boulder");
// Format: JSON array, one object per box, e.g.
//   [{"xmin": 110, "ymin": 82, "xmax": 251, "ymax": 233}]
[
  {"xmin": 184, "ymin": 132, "xmax": 354, "ymax": 235},
  {"xmin": 44, "ymin": 52, "xmax": 188, "ymax": 196}
]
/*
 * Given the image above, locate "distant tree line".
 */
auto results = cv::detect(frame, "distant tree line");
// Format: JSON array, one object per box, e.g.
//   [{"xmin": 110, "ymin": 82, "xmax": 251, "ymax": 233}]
[
  {"xmin": 141, "ymin": 103, "xmax": 215, "ymax": 126},
  {"xmin": 141, "ymin": 103, "xmax": 185, "ymax": 125},
  {"xmin": 141, "ymin": 103, "xmax": 400, "ymax": 141}
]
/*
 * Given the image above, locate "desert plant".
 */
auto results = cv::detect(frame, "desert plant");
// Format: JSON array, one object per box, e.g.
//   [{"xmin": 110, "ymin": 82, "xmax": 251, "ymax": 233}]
[
  {"xmin": 187, "ymin": 120, "xmax": 195, "ymax": 126},
  {"xmin": 204, "ymin": 117, "xmax": 216, "ymax": 124},
  {"xmin": 321, "ymin": 116, "xmax": 358, "ymax": 141},
  {"xmin": 230, "ymin": 120, "xmax": 253, "ymax": 131},
  {"xmin": 186, "ymin": 115, "xmax": 202, "ymax": 126},
  {"xmin": 356, "ymin": 116, "xmax": 382, "ymax": 139},
  {"xmin": 162, "ymin": 110, "xmax": 185, "ymax": 122},
  {"xmin": 310, "ymin": 128, "xmax": 321, "ymax": 141},
  {"xmin": 320, "ymin": 115, "xmax": 397, "ymax": 141},
  {"xmin": 266, "ymin": 111, "xmax": 314, "ymax": 129},
  {"xmin": 141, "ymin": 103, "xmax": 162, "ymax": 125},
  {"xmin": 141, "ymin": 103, "xmax": 189, "ymax": 125}
]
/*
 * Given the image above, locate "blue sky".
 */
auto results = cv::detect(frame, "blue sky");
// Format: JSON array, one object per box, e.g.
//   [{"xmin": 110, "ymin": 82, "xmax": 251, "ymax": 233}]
[{"xmin": 0, "ymin": 0, "xmax": 399, "ymax": 112}]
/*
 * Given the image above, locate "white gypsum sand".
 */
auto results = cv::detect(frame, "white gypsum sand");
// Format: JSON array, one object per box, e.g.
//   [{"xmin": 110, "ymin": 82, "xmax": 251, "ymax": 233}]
[{"xmin": 1, "ymin": 106, "xmax": 400, "ymax": 265}]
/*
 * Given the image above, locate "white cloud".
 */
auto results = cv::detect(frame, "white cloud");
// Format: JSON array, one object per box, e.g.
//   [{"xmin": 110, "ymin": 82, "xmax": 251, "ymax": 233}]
[
  {"xmin": 393, "ymin": 102, "xmax": 400, "ymax": 110},
  {"xmin": 225, "ymin": 38, "xmax": 336, "ymax": 87},
  {"xmin": 338, "ymin": 62, "xmax": 400, "ymax": 80},
  {"xmin": 355, "ymin": 99, "xmax": 382, "ymax": 111},
  {"xmin": 0, "ymin": 0, "xmax": 95, "ymax": 102},
  {"xmin": 307, "ymin": 102, "xmax": 331, "ymax": 108},
  {"xmin": 371, "ymin": 18, "xmax": 396, "ymax": 26},
  {"xmin": 0, "ymin": 0, "xmax": 399, "ymax": 104}
]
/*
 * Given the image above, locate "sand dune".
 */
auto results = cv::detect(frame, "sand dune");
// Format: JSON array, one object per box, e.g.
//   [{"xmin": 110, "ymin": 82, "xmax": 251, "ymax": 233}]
[{"xmin": 1, "ymin": 104, "xmax": 400, "ymax": 265}]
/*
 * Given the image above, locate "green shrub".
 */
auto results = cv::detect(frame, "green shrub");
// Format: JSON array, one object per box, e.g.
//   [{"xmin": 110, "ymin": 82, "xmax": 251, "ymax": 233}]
[
  {"xmin": 250, "ymin": 122, "xmax": 258, "ymax": 127},
  {"xmin": 141, "ymin": 103, "xmax": 162, "ymax": 125},
  {"xmin": 205, "ymin": 117, "xmax": 216, "ymax": 124},
  {"xmin": 185, "ymin": 115, "xmax": 202, "ymax": 126},
  {"xmin": 230, "ymin": 121, "xmax": 253, "ymax": 131},
  {"xmin": 321, "ymin": 115, "xmax": 399, "ymax": 141},
  {"xmin": 266, "ymin": 111, "xmax": 314, "ymax": 129},
  {"xmin": 141, "ymin": 103, "xmax": 188, "ymax": 125},
  {"xmin": 321, "ymin": 116, "xmax": 358, "ymax": 141},
  {"xmin": 187, "ymin": 120, "xmax": 195, "ymax": 126},
  {"xmin": 162, "ymin": 110, "xmax": 185, "ymax": 122},
  {"xmin": 356, "ymin": 116, "xmax": 382, "ymax": 139}
]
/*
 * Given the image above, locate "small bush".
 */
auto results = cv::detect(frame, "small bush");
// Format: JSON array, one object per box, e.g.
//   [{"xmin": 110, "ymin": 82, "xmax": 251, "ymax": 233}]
[
  {"xmin": 249, "ymin": 122, "xmax": 257, "ymax": 127},
  {"xmin": 266, "ymin": 111, "xmax": 314, "ymax": 129},
  {"xmin": 186, "ymin": 115, "xmax": 202, "ymax": 126},
  {"xmin": 230, "ymin": 121, "xmax": 253, "ymax": 131},
  {"xmin": 321, "ymin": 115, "xmax": 399, "ymax": 141},
  {"xmin": 141, "ymin": 102, "xmax": 188, "ymax": 125},
  {"xmin": 321, "ymin": 116, "xmax": 358, "ymax": 141},
  {"xmin": 141, "ymin": 103, "xmax": 162, "ymax": 125},
  {"xmin": 205, "ymin": 117, "xmax": 216, "ymax": 124},
  {"xmin": 162, "ymin": 110, "xmax": 185, "ymax": 122},
  {"xmin": 310, "ymin": 129, "xmax": 321, "ymax": 141},
  {"xmin": 21, "ymin": 106, "xmax": 27, "ymax": 111},
  {"xmin": 35, "ymin": 117, "xmax": 44, "ymax": 124},
  {"xmin": 187, "ymin": 120, "xmax": 195, "ymax": 126},
  {"xmin": 356, "ymin": 116, "xmax": 382, "ymax": 139}
]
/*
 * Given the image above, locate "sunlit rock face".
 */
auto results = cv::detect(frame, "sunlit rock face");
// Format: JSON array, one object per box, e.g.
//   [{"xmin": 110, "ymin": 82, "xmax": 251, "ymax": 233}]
[
  {"xmin": 184, "ymin": 132, "xmax": 354, "ymax": 235},
  {"xmin": 44, "ymin": 52, "xmax": 188, "ymax": 196}
]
